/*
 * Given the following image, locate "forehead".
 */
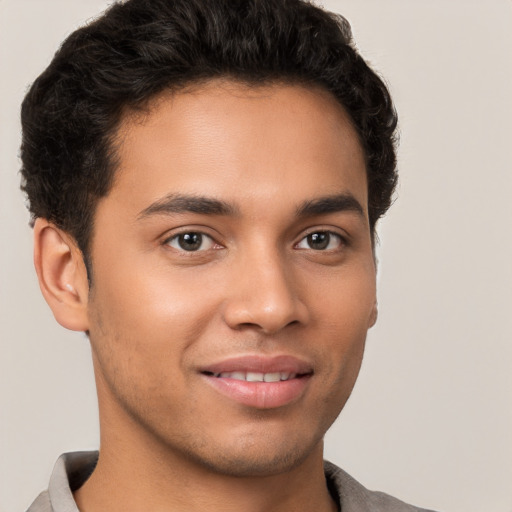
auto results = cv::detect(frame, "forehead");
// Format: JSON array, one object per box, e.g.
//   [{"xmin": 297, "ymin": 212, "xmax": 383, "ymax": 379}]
[{"xmin": 107, "ymin": 80, "xmax": 367, "ymax": 215}]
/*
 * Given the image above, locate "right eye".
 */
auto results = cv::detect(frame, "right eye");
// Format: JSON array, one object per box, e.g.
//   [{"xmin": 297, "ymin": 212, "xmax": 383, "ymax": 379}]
[{"xmin": 164, "ymin": 232, "xmax": 216, "ymax": 252}]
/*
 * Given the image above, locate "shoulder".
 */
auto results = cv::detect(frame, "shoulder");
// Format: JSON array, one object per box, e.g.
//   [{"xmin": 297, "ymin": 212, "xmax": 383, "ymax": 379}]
[
  {"xmin": 324, "ymin": 461, "xmax": 438, "ymax": 512},
  {"xmin": 26, "ymin": 452, "xmax": 98, "ymax": 512},
  {"xmin": 26, "ymin": 491, "xmax": 52, "ymax": 512}
]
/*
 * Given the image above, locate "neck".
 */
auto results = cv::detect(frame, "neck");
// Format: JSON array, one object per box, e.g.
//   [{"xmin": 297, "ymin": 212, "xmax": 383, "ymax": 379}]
[{"xmin": 75, "ymin": 414, "xmax": 335, "ymax": 511}]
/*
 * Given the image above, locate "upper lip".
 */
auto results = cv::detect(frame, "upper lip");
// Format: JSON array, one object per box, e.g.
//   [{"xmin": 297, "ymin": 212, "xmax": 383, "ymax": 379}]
[{"xmin": 200, "ymin": 354, "xmax": 313, "ymax": 376}]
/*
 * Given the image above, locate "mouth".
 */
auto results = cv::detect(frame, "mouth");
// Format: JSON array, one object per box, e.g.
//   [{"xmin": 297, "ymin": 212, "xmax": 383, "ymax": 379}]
[
  {"xmin": 200, "ymin": 355, "xmax": 313, "ymax": 409},
  {"xmin": 203, "ymin": 371, "xmax": 303, "ymax": 382}
]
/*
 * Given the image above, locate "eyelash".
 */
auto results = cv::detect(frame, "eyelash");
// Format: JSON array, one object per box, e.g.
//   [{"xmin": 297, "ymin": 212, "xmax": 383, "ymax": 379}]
[
  {"xmin": 163, "ymin": 229, "xmax": 348, "ymax": 253},
  {"xmin": 294, "ymin": 231, "xmax": 347, "ymax": 251},
  {"xmin": 164, "ymin": 231, "xmax": 220, "ymax": 252}
]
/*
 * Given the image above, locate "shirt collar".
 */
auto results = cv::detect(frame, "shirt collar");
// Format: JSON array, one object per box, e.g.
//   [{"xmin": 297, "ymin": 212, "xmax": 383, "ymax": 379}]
[{"xmin": 48, "ymin": 451, "xmax": 98, "ymax": 512}]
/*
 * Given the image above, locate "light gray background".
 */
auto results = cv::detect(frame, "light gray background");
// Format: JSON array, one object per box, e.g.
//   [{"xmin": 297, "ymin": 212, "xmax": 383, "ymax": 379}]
[{"xmin": 1, "ymin": 1, "xmax": 511, "ymax": 511}]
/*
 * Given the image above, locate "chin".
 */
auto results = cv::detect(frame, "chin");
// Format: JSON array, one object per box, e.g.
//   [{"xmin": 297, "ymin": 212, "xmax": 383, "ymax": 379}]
[
  {"xmin": 189, "ymin": 447, "xmax": 314, "ymax": 478},
  {"xmin": 174, "ymin": 426, "xmax": 325, "ymax": 478}
]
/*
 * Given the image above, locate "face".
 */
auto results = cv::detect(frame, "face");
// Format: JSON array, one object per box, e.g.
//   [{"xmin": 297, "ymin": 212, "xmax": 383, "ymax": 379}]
[{"xmin": 85, "ymin": 81, "xmax": 376, "ymax": 477}]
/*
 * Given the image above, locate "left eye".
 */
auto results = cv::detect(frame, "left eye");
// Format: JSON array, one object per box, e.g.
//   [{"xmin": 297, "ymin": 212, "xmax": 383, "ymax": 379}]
[
  {"xmin": 296, "ymin": 231, "xmax": 344, "ymax": 251},
  {"xmin": 165, "ymin": 232, "xmax": 216, "ymax": 252}
]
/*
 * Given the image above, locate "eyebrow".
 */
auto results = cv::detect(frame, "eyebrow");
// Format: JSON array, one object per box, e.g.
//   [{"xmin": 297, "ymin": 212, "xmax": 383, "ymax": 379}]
[
  {"xmin": 137, "ymin": 192, "xmax": 364, "ymax": 220},
  {"xmin": 137, "ymin": 193, "xmax": 238, "ymax": 219},
  {"xmin": 296, "ymin": 193, "xmax": 365, "ymax": 218}
]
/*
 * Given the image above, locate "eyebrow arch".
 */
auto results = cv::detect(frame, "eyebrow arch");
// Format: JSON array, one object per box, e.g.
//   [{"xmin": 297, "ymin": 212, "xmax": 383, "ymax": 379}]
[
  {"xmin": 137, "ymin": 193, "xmax": 239, "ymax": 219},
  {"xmin": 296, "ymin": 193, "xmax": 364, "ymax": 218}
]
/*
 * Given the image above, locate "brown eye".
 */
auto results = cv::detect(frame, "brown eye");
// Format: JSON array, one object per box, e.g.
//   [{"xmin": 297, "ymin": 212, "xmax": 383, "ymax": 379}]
[
  {"xmin": 307, "ymin": 232, "xmax": 329, "ymax": 250},
  {"xmin": 296, "ymin": 231, "xmax": 343, "ymax": 251},
  {"xmin": 166, "ymin": 232, "xmax": 214, "ymax": 252}
]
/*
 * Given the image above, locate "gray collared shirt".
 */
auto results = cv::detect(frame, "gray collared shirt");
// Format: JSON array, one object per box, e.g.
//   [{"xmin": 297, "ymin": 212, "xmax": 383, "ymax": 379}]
[{"xmin": 26, "ymin": 451, "xmax": 437, "ymax": 512}]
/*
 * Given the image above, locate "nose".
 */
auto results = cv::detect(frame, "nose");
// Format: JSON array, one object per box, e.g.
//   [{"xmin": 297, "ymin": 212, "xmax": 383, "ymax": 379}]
[{"xmin": 222, "ymin": 249, "xmax": 309, "ymax": 335}]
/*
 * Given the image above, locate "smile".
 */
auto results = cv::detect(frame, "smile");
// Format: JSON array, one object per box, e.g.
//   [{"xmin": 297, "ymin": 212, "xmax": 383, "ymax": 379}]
[
  {"xmin": 208, "ymin": 371, "xmax": 298, "ymax": 382},
  {"xmin": 200, "ymin": 355, "xmax": 313, "ymax": 409}
]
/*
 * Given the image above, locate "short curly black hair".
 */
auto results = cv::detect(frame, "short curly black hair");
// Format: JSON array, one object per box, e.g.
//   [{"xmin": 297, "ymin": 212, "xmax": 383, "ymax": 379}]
[{"xmin": 20, "ymin": 0, "xmax": 397, "ymax": 267}]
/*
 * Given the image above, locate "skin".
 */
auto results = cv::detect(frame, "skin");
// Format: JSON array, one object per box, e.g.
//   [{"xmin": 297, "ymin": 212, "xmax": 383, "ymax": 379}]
[{"xmin": 35, "ymin": 81, "xmax": 377, "ymax": 512}]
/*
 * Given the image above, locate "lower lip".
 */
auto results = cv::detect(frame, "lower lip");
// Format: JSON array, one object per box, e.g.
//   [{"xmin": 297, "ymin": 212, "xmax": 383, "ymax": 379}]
[{"xmin": 202, "ymin": 374, "xmax": 311, "ymax": 409}]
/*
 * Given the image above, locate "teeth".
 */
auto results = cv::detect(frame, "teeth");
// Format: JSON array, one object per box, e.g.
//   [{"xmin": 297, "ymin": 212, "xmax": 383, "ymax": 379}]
[{"xmin": 215, "ymin": 372, "xmax": 297, "ymax": 382}]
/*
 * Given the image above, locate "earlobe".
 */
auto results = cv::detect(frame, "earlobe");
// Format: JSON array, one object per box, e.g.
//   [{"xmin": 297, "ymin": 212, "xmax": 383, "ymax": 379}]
[
  {"xmin": 33, "ymin": 219, "xmax": 90, "ymax": 332},
  {"xmin": 368, "ymin": 300, "xmax": 378, "ymax": 328}
]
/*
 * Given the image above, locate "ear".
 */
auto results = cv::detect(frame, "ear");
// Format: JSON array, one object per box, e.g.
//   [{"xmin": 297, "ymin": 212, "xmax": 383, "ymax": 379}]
[
  {"xmin": 368, "ymin": 299, "xmax": 378, "ymax": 328},
  {"xmin": 33, "ymin": 219, "xmax": 90, "ymax": 332}
]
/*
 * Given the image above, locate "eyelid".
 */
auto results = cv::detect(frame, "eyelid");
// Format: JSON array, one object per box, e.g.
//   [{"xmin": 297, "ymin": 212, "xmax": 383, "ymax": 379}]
[
  {"xmin": 159, "ymin": 225, "xmax": 349, "ymax": 252},
  {"xmin": 294, "ymin": 228, "xmax": 349, "ymax": 251},
  {"xmin": 296, "ymin": 225, "xmax": 349, "ymax": 240},
  {"xmin": 161, "ymin": 226, "xmax": 224, "ymax": 252},
  {"xmin": 167, "ymin": 233, "xmax": 214, "ymax": 252}
]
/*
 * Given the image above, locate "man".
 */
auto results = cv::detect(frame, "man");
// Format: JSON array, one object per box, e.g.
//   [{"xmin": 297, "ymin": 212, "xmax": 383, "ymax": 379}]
[{"xmin": 21, "ymin": 0, "xmax": 436, "ymax": 510}]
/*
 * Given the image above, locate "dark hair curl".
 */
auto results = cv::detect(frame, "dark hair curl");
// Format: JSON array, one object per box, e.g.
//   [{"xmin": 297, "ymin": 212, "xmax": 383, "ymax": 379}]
[{"xmin": 20, "ymin": 0, "xmax": 397, "ymax": 267}]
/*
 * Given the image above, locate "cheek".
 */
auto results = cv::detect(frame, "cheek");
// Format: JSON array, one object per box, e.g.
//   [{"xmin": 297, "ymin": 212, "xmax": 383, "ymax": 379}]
[
  {"xmin": 85, "ymin": 256, "xmax": 222, "ymax": 400},
  {"xmin": 312, "ymin": 261, "xmax": 376, "ymax": 331},
  {"xmin": 312, "ymin": 264, "xmax": 375, "ymax": 385},
  {"xmin": 89, "ymin": 254, "xmax": 219, "ymax": 342}
]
